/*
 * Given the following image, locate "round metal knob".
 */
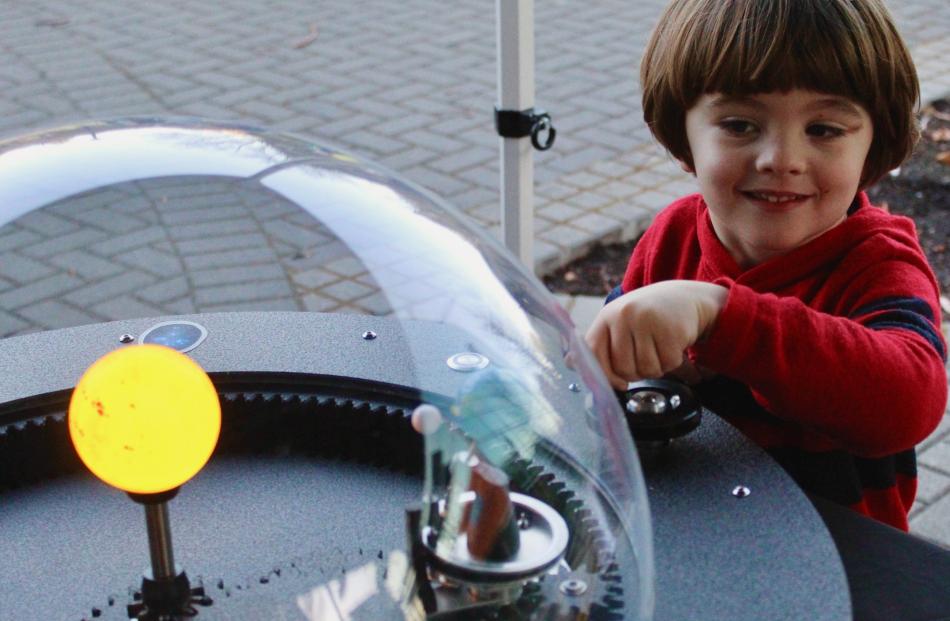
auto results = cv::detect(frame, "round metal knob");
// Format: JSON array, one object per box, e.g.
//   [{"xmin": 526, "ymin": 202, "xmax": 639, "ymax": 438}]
[{"xmin": 619, "ymin": 379, "xmax": 701, "ymax": 442}]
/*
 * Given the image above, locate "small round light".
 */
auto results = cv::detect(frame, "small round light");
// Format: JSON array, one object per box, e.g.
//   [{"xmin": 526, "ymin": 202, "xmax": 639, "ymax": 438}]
[
  {"xmin": 446, "ymin": 352, "xmax": 489, "ymax": 372},
  {"xmin": 68, "ymin": 344, "xmax": 221, "ymax": 494},
  {"xmin": 411, "ymin": 404, "xmax": 443, "ymax": 435}
]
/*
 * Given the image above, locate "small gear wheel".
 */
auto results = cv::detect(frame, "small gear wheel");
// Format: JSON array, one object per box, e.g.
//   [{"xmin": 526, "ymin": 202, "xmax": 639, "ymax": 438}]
[{"xmin": 513, "ymin": 564, "xmax": 623, "ymax": 621}]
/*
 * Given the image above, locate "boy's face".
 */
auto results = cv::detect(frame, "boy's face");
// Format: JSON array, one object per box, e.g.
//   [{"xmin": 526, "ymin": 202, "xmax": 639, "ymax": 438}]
[{"xmin": 681, "ymin": 89, "xmax": 874, "ymax": 266}]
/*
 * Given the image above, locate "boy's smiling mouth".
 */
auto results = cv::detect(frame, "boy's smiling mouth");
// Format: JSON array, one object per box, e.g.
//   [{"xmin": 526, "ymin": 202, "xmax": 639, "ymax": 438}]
[{"xmin": 742, "ymin": 190, "xmax": 810, "ymax": 204}]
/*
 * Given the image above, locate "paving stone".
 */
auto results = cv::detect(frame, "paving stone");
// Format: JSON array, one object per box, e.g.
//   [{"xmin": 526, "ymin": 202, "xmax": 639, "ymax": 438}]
[
  {"xmin": 18, "ymin": 297, "xmax": 104, "ymax": 334},
  {"xmin": 916, "ymin": 464, "xmax": 950, "ymax": 504},
  {"xmin": 571, "ymin": 212, "xmax": 623, "ymax": 238},
  {"xmin": 561, "ymin": 171, "xmax": 606, "ymax": 190},
  {"xmin": 0, "ymin": 272, "xmax": 83, "ymax": 309},
  {"xmin": 182, "ymin": 247, "xmax": 278, "ymax": 271},
  {"xmin": 137, "ymin": 276, "xmax": 191, "ymax": 304},
  {"xmin": 201, "ymin": 297, "xmax": 300, "ymax": 313},
  {"xmin": 194, "ymin": 279, "xmax": 294, "ymax": 307},
  {"xmin": 116, "ymin": 246, "xmax": 183, "ymax": 277},
  {"xmin": 0, "ymin": 308, "xmax": 29, "ymax": 337},
  {"xmin": 291, "ymin": 268, "xmax": 340, "ymax": 290},
  {"xmin": 68, "ymin": 207, "xmax": 148, "ymax": 234},
  {"xmin": 190, "ymin": 264, "xmax": 288, "ymax": 288},
  {"xmin": 321, "ymin": 279, "xmax": 375, "ymax": 302},
  {"xmin": 538, "ymin": 203, "xmax": 584, "ymax": 224},
  {"xmin": 540, "ymin": 225, "xmax": 599, "ymax": 258},
  {"xmin": 354, "ymin": 291, "xmax": 393, "ymax": 315},
  {"xmin": 565, "ymin": 191, "xmax": 615, "ymax": 211},
  {"xmin": 62, "ymin": 271, "xmax": 157, "ymax": 308},
  {"xmin": 919, "ymin": 439, "xmax": 950, "ymax": 475},
  {"xmin": 165, "ymin": 218, "xmax": 259, "ymax": 241},
  {"xmin": 537, "ymin": 183, "xmax": 579, "ymax": 201},
  {"xmin": 18, "ymin": 228, "xmax": 109, "ymax": 260},
  {"xmin": 89, "ymin": 295, "xmax": 167, "ymax": 321},
  {"xmin": 920, "ymin": 414, "xmax": 950, "ymax": 451},
  {"xmin": 301, "ymin": 291, "xmax": 341, "ymax": 312},
  {"xmin": 88, "ymin": 227, "xmax": 167, "ymax": 257},
  {"xmin": 0, "ymin": 252, "xmax": 55, "ymax": 283},
  {"xmin": 174, "ymin": 232, "xmax": 269, "ymax": 256},
  {"xmin": 910, "ymin": 492, "xmax": 950, "ymax": 547},
  {"xmin": 0, "ymin": 229, "xmax": 41, "ymax": 252},
  {"xmin": 428, "ymin": 147, "xmax": 495, "ymax": 175},
  {"xmin": 164, "ymin": 296, "xmax": 197, "ymax": 315},
  {"xmin": 15, "ymin": 210, "xmax": 79, "ymax": 237}
]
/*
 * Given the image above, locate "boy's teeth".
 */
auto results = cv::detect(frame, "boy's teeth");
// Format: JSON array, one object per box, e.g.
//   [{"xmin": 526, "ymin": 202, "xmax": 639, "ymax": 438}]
[{"xmin": 750, "ymin": 192, "xmax": 800, "ymax": 203}]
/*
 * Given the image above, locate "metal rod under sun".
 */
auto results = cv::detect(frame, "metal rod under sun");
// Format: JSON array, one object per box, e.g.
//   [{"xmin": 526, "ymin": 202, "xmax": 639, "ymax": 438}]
[
  {"xmin": 496, "ymin": 0, "xmax": 535, "ymax": 271},
  {"xmin": 143, "ymin": 501, "xmax": 176, "ymax": 580}
]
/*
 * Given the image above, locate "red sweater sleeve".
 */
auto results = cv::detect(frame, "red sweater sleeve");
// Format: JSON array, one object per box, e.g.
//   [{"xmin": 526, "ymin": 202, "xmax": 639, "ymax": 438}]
[{"xmin": 695, "ymin": 263, "xmax": 946, "ymax": 457}]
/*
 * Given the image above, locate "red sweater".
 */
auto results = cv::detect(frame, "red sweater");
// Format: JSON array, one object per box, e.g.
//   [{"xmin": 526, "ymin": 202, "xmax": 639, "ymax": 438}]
[{"xmin": 619, "ymin": 193, "xmax": 947, "ymax": 530}]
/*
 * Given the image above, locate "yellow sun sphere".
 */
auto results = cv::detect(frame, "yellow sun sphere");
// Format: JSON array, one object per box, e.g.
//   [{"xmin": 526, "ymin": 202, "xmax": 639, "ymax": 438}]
[{"xmin": 68, "ymin": 344, "xmax": 221, "ymax": 494}]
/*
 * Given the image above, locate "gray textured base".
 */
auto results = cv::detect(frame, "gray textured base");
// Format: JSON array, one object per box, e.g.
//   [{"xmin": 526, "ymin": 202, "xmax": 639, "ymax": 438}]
[
  {"xmin": 644, "ymin": 414, "xmax": 851, "ymax": 620},
  {"xmin": 0, "ymin": 456, "xmax": 419, "ymax": 620}
]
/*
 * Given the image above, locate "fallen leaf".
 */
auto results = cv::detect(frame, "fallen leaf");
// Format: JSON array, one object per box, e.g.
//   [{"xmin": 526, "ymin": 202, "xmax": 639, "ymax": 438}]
[
  {"xmin": 937, "ymin": 151, "xmax": 950, "ymax": 166},
  {"xmin": 293, "ymin": 23, "xmax": 319, "ymax": 49},
  {"xmin": 930, "ymin": 127, "xmax": 950, "ymax": 142},
  {"xmin": 878, "ymin": 201, "xmax": 890, "ymax": 212},
  {"xmin": 932, "ymin": 243, "xmax": 946, "ymax": 254}
]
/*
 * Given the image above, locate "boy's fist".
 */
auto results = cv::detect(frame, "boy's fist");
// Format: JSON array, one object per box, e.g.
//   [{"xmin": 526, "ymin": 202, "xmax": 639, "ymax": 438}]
[{"xmin": 584, "ymin": 280, "xmax": 727, "ymax": 390}]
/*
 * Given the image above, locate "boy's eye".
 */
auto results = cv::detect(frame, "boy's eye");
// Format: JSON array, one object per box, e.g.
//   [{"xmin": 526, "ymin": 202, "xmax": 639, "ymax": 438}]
[
  {"xmin": 806, "ymin": 124, "xmax": 846, "ymax": 138},
  {"xmin": 718, "ymin": 119, "xmax": 756, "ymax": 136}
]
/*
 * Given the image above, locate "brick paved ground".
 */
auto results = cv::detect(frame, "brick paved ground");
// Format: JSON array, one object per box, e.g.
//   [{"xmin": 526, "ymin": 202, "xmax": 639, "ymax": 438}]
[{"xmin": 1, "ymin": 0, "xmax": 950, "ymax": 545}]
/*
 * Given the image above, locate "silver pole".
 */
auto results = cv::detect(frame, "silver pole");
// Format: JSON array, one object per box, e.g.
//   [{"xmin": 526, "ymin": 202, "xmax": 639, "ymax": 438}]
[
  {"xmin": 496, "ymin": 0, "xmax": 535, "ymax": 271},
  {"xmin": 143, "ymin": 501, "xmax": 176, "ymax": 580}
]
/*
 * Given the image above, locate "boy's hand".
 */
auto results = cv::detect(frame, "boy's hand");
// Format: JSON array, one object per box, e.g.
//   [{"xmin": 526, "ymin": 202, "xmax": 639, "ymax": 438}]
[{"xmin": 584, "ymin": 280, "xmax": 727, "ymax": 390}]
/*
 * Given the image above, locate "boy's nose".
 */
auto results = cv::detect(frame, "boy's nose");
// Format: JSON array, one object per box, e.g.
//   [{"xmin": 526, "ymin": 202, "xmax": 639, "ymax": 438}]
[{"xmin": 755, "ymin": 134, "xmax": 806, "ymax": 175}]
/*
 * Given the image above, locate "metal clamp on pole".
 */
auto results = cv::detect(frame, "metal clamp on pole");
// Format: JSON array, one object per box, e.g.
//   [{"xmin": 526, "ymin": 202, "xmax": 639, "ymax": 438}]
[{"xmin": 494, "ymin": 107, "xmax": 557, "ymax": 151}]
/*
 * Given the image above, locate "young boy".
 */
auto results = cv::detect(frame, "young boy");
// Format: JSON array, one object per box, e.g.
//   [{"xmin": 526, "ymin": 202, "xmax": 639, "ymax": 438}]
[{"xmin": 586, "ymin": 0, "xmax": 947, "ymax": 536}]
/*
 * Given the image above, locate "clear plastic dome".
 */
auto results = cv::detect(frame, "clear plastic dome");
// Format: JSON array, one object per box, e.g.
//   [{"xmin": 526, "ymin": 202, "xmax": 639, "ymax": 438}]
[{"xmin": 0, "ymin": 119, "xmax": 653, "ymax": 620}]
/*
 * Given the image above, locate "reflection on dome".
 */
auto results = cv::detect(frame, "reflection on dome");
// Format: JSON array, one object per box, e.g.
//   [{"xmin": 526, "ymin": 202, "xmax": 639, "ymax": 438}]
[{"xmin": 0, "ymin": 119, "xmax": 654, "ymax": 620}]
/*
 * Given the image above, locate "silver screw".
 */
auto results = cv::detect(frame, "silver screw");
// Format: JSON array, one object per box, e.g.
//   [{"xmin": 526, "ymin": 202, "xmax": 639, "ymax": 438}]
[
  {"xmin": 568, "ymin": 383, "xmax": 581, "ymax": 393},
  {"xmin": 517, "ymin": 512, "xmax": 531, "ymax": 529},
  {"xmin": 559, "ymin": 579, "xmax": 588, "ymax": 596},
  {"xmin": 119, "ymin": 334, "xmax": 135, "ymax": 344},
  {"xmin": 732, "ymin": 485, "xmax": 751, "ymax": 498},
  {"xmin": 362, "ymin": 331, "xmax": 377, "ymax": 340}
]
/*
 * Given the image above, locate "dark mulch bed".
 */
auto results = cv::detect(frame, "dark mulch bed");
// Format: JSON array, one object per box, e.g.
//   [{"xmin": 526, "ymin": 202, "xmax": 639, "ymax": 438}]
[{"xmin": 544, "ymin": 99, "xmax": 950, "ymax": 298}]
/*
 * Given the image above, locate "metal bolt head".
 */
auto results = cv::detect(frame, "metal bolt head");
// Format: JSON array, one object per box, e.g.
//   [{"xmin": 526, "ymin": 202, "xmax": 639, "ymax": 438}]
[
  {"xmin": 732, "ymin": 485, "xmax": 751, "ymax": 498},
  {"xmin": 626, "ymin": 390, "xmax": 669, "ymax": 415},
  {"xmin": 568, "ymin": 383, "xmax": 581, "ymax": 393},
  {"xmin": 362, "ymin": 331, "xmax": 377, "ymax": 340},
  {"xmin": 559, "ymin": 579, "xmax": 588, "ymax": 596},
  {"xmin": 517, "ymin": 512, "xmax": 531, "ymax": 529},
  {"xmin": 119, "ymin": 334, "xmax": 135, "ymax": 344}
]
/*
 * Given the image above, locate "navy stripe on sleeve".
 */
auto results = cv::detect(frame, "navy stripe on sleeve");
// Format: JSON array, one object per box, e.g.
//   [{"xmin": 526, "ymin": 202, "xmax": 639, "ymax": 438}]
[
  {"xmin": 605, "ymin": 285, "xmax": 624, "ymax": 305},
  {"xmin": 852, "ymin": 296, "xmax": 946, "ymax": 360}
]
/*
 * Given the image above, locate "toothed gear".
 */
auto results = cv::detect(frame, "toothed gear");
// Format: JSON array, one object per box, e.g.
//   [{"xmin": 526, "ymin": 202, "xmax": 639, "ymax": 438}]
[{"xmin": 0, "ymin": 385, "xmax": 629, "ymax": 619}]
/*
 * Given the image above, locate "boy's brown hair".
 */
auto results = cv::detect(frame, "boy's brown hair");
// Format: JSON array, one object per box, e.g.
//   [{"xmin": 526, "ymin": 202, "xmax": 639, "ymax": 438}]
[{"xmin": 641, "ymin": 0, "xmax": 919, "ymax": 188}]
